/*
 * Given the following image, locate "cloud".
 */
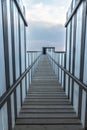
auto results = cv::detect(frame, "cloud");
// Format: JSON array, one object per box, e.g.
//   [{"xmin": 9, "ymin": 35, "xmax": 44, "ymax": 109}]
[
  {"xmin": 26, "ymin": 21, "xmax": 65, "ymax": 51},
  {"xmin": 23, "ymin": 0, "xmax": 72, "ymax": 25},
  {"xmin": 26, "ymin": 2, "xmax": 66, "ymax": 25},
  {"xmin": 22, "ymin": 0, "xmax": 72, "ymax": 51}
]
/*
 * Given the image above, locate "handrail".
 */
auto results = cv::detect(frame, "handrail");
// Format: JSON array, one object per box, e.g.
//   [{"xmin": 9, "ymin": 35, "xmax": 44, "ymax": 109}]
[
  {"xmin": 48, "ymin": 54, "xmax": 87, "ymax": 91},
  {"xmin": 0, "ymin": 54, "xmax": 41, "ymax": 109},
  {"xmin": 14, "ymin": 0, "xmax": 28, "ymax": 26},
  {"xmin": 27, "ymin": 51, "xmax": 42, "ymax": 53},
  {"xmin": 65, "ymin": 0, "xmax": 83, "ymax": 27},
  {"xmin": 54, "ymin": 51, "xmax": 66, "ymax": 53}
]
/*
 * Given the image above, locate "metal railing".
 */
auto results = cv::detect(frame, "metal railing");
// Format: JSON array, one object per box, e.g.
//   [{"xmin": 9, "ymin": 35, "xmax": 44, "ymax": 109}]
[
  {"xmin": 47, "ymin": 52, "xmax": 87, "ymax": 91},
  {"xmin": 0, "ymin": 52, "xmax": 41, "ymax": 108},
  {"xmin": 0, "ymin": 51, "xmax": 41, "ymax": 129},
  {"xmin": 64, "ymin": 0, "xmax": 87, "ymax": 129},
  {"xmin": 46, "ymin": 48, "xmax": 87, "ymax": 129}
]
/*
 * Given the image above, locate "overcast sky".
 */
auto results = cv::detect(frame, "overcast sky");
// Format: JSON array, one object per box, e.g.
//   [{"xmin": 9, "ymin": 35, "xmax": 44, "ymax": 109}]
[{"xmin": 23, "ymin": 0, "xmax": 72, "ymax": 51}]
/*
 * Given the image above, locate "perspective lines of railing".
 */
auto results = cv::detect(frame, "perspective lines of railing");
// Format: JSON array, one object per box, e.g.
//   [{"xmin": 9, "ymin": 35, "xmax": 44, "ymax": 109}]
[
  {"xmin": 46, "ymin": 47, "xmax": 87, "ymax": 129},
  {"xmin": 0, "ymin": 51, "xmax": 41, "ymax": 130},
  {"xmin": 14, "ymin": 55, "xmax": 83, "ymax": 130}
]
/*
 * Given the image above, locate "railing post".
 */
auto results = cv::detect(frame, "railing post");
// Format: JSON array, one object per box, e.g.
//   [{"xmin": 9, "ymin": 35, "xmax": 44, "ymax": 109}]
[
  {"xmin": 71, "ymin": 14, "xmax": 77, "ymax": 105},
  {"xmin": 59, "ymin": 53, "xmax": 61, "ymax": 84},
  {"xmin": 60, "ymin": 54, "xmax": 62, "ymax": 84},
  {"xmin": 61, "ymin": 54, "xmax": 63, "ymax": 87},
  {"xmin": 78, "ymin": 0, "xmax": 86, "ymax": 120},
  {"xmin": 2, "ymin": 0, "xmax": 12, "ymax": 129},
  {"xmin": 57, "ymin": 54, "xmax": 58, "ymax": 79},
  {"xmin": 68, "ymin": 17, "xmax": 72, "ymax": 99},
  {"xmin": 24, "ymin": 16, "xmax": 27, "ymax": 95},
  {"xmin": 31, "ymin": 53, "xmax": 33, "ymax": 80},
  {"xmin": 10, "ymin": 0, "xmax": 18, "ymax": 121},
  {"xmin": 27, "ymin": 53, "xmax": 30, "ymax": 89},
  {"xmin": 58, "ymin": 53, "xmax": 59, "ymax": 81},
  {"xmin": 18, "ymin": 12, "xmax": 23, "ymax": 107},
  {"xmin": 63, "ymin": 28, "xmax": 67, "ymax": 92},
  {"xmin": 29, "ymin": 53, "xmax": 31, "ymax": 85}
]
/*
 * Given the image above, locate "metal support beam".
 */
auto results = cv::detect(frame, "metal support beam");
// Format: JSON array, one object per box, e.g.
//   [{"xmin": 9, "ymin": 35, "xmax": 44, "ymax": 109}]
[
  {"xmin": 24, "ymin": 14, "xmax": 27, "ymax": 95},
  {"xmin": 68, "ymin": 21, "xmax": 72, "ymax": 99},
  {"xmin": 77, "ymin": 1, "xmax": 86, "ymax": 120},
  {"xmin": 18, "ymin": 13, "xmax": 22, "ymax": 107},
  {"xmin": 71, "ymin": 14, "xmax": 77, "ymax": 105},
  {"xmin": 10, "ymin": 0, "xmax": 17, "ymax": 121},
  {"xmin": 2, "ymin": 0, "xmax": 12, "ymax": 129},
  {"xmin": 63, "ymin": 28, "xmax": 67, "ymax": 92}
]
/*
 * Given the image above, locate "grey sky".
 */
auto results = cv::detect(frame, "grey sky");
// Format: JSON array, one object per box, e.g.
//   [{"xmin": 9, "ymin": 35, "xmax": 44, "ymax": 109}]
[{"xmin": 23, "ymin": 0, "xmax": 72, "ymax": 51}]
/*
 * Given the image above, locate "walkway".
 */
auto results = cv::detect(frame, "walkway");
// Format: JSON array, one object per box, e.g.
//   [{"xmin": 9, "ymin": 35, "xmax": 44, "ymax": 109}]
[{"xmin": 14, "ymin": 55, "xmax": 84, "ymax": 130}]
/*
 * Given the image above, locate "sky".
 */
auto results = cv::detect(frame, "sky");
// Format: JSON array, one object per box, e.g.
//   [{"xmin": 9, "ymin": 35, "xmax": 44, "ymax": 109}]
[{"xmin": 23, "ymin": 0, "xmax": 72, "ymax": 51}]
